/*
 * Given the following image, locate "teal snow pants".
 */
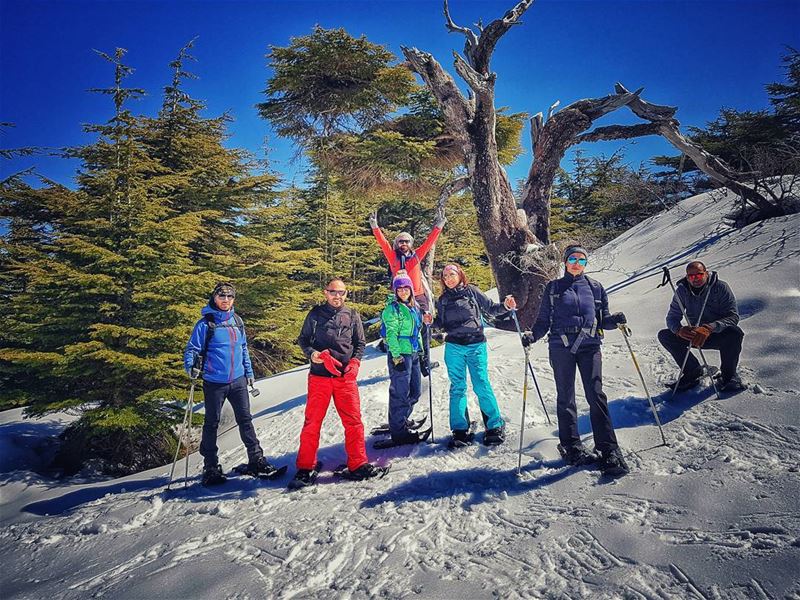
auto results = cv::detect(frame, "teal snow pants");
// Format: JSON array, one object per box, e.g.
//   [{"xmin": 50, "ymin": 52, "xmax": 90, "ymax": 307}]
[{"xmin": 444, "ymin": 341, "xmax": 504, "ymax": 431}]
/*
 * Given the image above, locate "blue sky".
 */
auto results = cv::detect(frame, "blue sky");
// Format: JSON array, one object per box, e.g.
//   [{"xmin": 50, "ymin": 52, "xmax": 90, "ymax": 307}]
[{"xmin": 1, "ymin": 0, "xmax": 798, "ymax": 189}]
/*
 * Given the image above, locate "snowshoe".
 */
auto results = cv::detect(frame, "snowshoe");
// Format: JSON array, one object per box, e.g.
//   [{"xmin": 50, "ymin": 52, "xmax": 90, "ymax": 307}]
[
  {"xmin": 598, "ymin": 448, "xmax": 629, "ymax": 477},
  {"xmin": 719, "ymin": 373, "xmax": 748, "ymax": 392},
  {"xmin": 483, "ymin": 425, "xmax": 506, "ymax": 446},
  {"xmin": 665, "ymin": 366, "xmax": 705, "ymax": 391},
  {"xmin": 373, "ymin": 427, "xmax": 432, "ymax": 449},
  {"xmin": 370, "ymin": 415, "xmax": 427, "ymax": 436},
  {"xmin": 287, "ymin": 462, "xmax": 322, "ymax": 490},
  {"xmin": 333, "ymin": 463, "xmax": 391, "ymax": 481},
  {"xmin": 557, "ymin": 443, "xmax": 599, "ymax": 466},
  {"xmin": 447, "ymin": 420, "xmax": 478, "ymax": 449},
  {"xmin": 233, "ymin": 457, "xmax": 288, "ymax": 480},
  {"xmin": 201, "ymin": 464, "xmax": 227, "ymax": 486}
]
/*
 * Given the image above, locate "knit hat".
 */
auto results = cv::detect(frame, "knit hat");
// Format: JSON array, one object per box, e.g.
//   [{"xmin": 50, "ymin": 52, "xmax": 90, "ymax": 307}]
[
  {"xmin": 212, "ymin": 281, "xmax": 236, "ymax": 298},
  {"xmin": 392, "ymin": 273, "xmax": 413, "ymax": 290},
  {"xmin": 563, "ymin": 245, "xmax": 588, "ymax": 263},
  {"xmin": 393, "ymin": 232, "xmax": 414, "ymax": 250}
]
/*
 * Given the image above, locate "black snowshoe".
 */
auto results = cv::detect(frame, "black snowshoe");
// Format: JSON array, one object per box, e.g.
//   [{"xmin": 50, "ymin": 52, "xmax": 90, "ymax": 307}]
[
  {"xmin": 447, "ymin": 423, "xmax": 477, "ymax": 449},
  {"xmin": 373, "ymin": 427, "xmax": 432, "ymax": 449},
  {"xmin": 718, "ymin": 373, "xmax": 747, "ymax": 392},
  {"xmin": 201, "ymin": 464, "xmax": 227, "ymax": 486},
  {"xmin": 233, "ymin": 457, "xmax": 288, "ymax": 480},
  {"xmin": 370, "ymin": 415, "xmax": 428, "ymax": 436},
  {"xmin": 483, "ymin": 425, "xmax": 506, "ymax": 447},
  {"xmin": 666, "ymin": 366, "xmax": 719, "ymax": 391},
  {"xmin": 598, "ymin": 448, "xmax": 630, "ymax": 477},
  {"xmin": 287, "ymin": 462, "xmax": 322, "ymax": 490},
  {"xmin": 333, "ymin": 462, "xmax": 391, "ymax": 481}
]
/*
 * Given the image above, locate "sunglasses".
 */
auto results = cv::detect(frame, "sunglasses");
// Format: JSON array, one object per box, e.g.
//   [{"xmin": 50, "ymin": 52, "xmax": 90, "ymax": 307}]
[
  {"xmin": 397, "ymin": 239, "xmax": 412, "ymax": 245},
  {"xmin": 686, "ymin": 272, "xmax": 707, "ymax": 280},
  {"xmin": 567, "ymin": 256, "xmax": 588, "ymax": 266},
  {"xmin": 216, "ymin": 294, "xmax": 235, "ymax": 299},
  {"xmin": 325, "ymin": 289, "xmax": 347, "ymax": 296}
]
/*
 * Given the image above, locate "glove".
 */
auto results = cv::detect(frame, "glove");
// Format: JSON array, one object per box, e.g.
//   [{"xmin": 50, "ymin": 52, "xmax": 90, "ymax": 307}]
[
  {"xmin": 420, "ymin": 361, "xmax": 430, "ymax": 378},
  {"xmin": 434, "ymin": 215, "xmax": 447, "ymax": 230},
  {"xmin": 247, "ymin": 377, "xmax": 255, "ymax": 388},
  {"xmin": 677, "ymin": 326, "xmax": 696, "ymax": 342},
  {"xmin": 369, "ymin": 211, "xmax": 379, "ymax": 229},
  {"xmin": 691, "ymin": 324, "xmax": 713, "ymax": 348},
  {"xmin": 319, "ymin": 349, "xmax": 343, "ymax": 376},
  {"xmin": 189, "ymin": 366, "xmax": 202, "ymax": 380},
  {"xmin": 392, "ymin": 356, "xmax": 407, "ymax": 372},
  {"xmin": 343, "ymin": 358, "xmax": 360, "ymax": 378},
  {"xmin": 610, "ymin": 312, "xmax": 627, "ymax": 325},
  {"xmin": 521, "ymin": 332, "xmax": 536, "ymax": 347}
]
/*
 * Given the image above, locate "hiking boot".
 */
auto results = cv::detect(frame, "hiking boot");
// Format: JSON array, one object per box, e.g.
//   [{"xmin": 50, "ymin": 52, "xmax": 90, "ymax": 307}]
[
  {"xmin": 202, "ymin": 464, "xmax": 227, "ymax": 486},
  {"xmin": 675, "ymin": 367, "xmax": 704, "ymax": 391},
  {"xmin": 558, "ymin": 443, "xmax": 599, "ymax": 466},
  {"xmin": 483, "ymin": 426, "xmax": 506, "ymax": 446},
  {"xmin": 719, "ymin": 373, "xmax": 747, "ymax": 392},
  {"xmin": 289, "ymin": 467, "xmax": 318, "ymax": 489},
  {"xmin": 450, "ymin": 429, "xmax": 475, "ymax": 447},
  {"xmin": 248, "ymin": 456, "xmax": 278, "ymax": 476},
  {"xmin": 599, "ymin": 448, "xmax": 630, "ymax": 477},
  {"xmin": 346, "ymin": 463, "xmax": 385, "ymax": 481}
]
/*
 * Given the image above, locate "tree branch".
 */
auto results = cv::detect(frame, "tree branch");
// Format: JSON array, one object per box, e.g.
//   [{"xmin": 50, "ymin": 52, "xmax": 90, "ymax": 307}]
[
  {"xmin": 452, "ymin": 51, "xmax": 495, "ymax": 96},
  {"xmin": 401, "ymin": 46, "xmax": 473, "ymax": 137},
  {"xmin": 473, "ymin": 0, "xmax": 536, "ymax": 73},
  {"xmin": 443, "ymin": 0, "xmax": 480, "ymax": 65},
  {"xmin": 577, "ymin": 122, "xmax": 662, "ymax": 143}
]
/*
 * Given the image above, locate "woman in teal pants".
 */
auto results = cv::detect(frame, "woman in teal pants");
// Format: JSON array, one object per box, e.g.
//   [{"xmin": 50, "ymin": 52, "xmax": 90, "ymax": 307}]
[{"xmin": 430, "ymin": 264, "xmax": 516, "ymax": 447}]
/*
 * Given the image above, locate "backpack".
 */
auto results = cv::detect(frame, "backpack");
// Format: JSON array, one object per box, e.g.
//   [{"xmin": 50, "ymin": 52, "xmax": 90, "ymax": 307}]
[{"xmin": 199, "ymin": 312, "xmax": 245, "ymax": 369}]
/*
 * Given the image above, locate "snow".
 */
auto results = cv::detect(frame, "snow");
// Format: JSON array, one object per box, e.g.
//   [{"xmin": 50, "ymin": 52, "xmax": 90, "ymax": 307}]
[{"xmin": 2, "ymin": 187, "xmax": 799, "ymax": 599}]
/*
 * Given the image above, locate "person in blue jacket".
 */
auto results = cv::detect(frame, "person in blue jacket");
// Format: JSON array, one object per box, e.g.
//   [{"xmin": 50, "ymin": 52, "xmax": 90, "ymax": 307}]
[
  {"xmin": 431, "ymin": 264, "xmax": 516, "ymax": 447},
  {"xmin": 184, "ymin": 282, "xmax": 271, "ymax": 485},
  {"xmin": 523, "ymin": 246, "xmax": 629, "ymax": 477}
]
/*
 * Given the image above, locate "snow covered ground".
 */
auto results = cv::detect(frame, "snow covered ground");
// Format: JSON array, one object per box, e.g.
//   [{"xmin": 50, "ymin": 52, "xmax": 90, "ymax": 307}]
[{"xmin": 2, "ymin": 187, "xmax": 799, "ymax": 599}]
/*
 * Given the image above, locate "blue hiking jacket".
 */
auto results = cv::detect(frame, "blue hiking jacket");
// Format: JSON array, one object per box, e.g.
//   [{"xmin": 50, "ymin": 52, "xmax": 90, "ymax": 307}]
[{"xmin": 184, "ymin": 305, "xmax": 254, "ymax": 383}]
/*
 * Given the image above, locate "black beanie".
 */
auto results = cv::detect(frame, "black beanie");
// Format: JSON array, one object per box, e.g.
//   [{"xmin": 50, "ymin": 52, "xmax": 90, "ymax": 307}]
[
  {"xmin": 563, "ymin": 245, "xmax": 588, "ymax": 263},
  {"xmin": 212, "ymin": 282, "xmax": 236, "ymax": 297}
]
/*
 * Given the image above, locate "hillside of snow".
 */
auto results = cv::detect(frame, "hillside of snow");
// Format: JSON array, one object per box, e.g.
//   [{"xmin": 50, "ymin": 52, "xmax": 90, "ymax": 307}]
[{"xmin": 1, "ymin": 187, "xmax": 799, "ymax": 599}]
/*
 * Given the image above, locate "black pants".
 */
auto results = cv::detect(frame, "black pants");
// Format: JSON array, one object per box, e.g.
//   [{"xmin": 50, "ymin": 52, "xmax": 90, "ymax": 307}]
[
  {"xmin": 549, "ymin": 344, "xmax": 618, "ymax": 455},
  {"xmin": 200, "ymin": 376, "xmax": 263, "ymax": 468},
  {"xmin": 657, "ymin": 326, "xmax": 744, "ymax": 381}
]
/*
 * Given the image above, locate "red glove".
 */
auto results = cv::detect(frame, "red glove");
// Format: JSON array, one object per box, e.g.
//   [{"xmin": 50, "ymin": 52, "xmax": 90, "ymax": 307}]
[
  {"xmin": 691, "ymin": 324, "xmax": 713, "ymax": 348},
  {"xmin": 343, "ymin": 358, "xmax": 360, "ymax": 378},
  {"xmin": 318, "ymin": 350, "xmax": 343, "ymax": 376},
  {"xmin": 677, "ymin": 326, "xmax": 696, "ymax": 342}
]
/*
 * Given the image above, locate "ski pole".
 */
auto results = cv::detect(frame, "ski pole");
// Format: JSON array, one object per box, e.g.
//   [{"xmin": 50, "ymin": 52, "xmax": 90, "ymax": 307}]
[
  {"xmin": 167, "ymin": 379, "xmax": 196, "ymax": 491},
  {"xmin": 426, "ymin": 323, "xmax": 435, "ymax": 443},
  {"xmin": 510, "ymin": 309, "xmax": 552, "ymax": 426},
  {"xmin": 617, "ymin": 323, "xmax": 667, "ymax": 446},
  {"xmin": 660, "ymin": 267, "xmax": 721, "ymax": 399},
  {"xmin": 517, "ymin": 343, "xmax": 530, "ymax": 476}
]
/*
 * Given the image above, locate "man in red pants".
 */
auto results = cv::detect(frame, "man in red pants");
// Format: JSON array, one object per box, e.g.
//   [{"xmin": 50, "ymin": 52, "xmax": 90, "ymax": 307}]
[{"xmin": 292, "ymin": 278, "xmax": 384, "ymax": 488}]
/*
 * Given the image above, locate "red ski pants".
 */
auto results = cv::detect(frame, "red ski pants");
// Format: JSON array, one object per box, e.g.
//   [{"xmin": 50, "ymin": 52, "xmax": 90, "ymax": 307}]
[{"xmin": 296, "ymin": 374, "xmax": 368, "ymax": 471}]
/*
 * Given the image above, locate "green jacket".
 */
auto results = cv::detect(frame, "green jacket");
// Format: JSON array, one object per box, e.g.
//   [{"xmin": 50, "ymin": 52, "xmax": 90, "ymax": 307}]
[{"xmin": 381, "ymin": 295, "xmax": 423, "ymax": 358}]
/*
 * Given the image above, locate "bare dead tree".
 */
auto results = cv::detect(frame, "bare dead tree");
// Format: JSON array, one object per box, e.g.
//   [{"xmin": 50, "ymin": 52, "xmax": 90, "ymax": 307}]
[{"xmin": 403, "ymin": 0, "xmax": 775, "ymax": 326}]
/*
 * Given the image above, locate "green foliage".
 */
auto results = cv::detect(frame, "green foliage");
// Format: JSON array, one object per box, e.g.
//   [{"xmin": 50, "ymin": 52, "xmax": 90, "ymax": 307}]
[{"xmin": 258, "ymin": 26, "xmax": 415, "ymax": 144}]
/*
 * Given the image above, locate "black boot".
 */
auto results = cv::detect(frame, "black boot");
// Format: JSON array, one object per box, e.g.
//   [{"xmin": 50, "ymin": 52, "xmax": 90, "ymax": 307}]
[
  {"xmin": 558, "ymin": 443, "xmax": 599, "ymax": 466},
  {"xmin": 202, "ymin": 464, "xmax": 227, "ymax": 486},
  {"xmin": 288, "ymin": 465, "xmax": 320, "ymax": 489},
  {"xmin": 599, "ymin": 448, "xmax": 629, "ymax": 477},
  {"xmin": 247, "ymin": 456, "xmax": 279, "ymax": 476},
  {"xmin": 340, "ymin": 463, "xmax": 389, "ymax": 480},
  {"xmin": 448, "ymin": 429, "xmax": 475, "ymax": 448},
  {"xmin": 483, "ymin": 426, "xmax": 506, "ymax": 446},
  {"xmin": 675, "ymin": 367, "xmax": 704, "ymax": 391}
]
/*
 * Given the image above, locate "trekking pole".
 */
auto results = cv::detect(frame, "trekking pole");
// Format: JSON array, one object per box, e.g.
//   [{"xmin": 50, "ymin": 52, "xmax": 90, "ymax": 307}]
[
  {"xmin": 510, "ymin": 310, "xmax": 552, "ymax": 426},
  {"xmin": 617, "ymin": 324, "xmax": 667, "ymax": 446},
  {"xmin": 167, "ymin": 379, "xmax": 196, "ymax": 491},
  {"xmin": 660, "ymin": 267, "xmax": 721, "ymax": 399},
  {"xmin": 426, "ymin": 324, "xmax": 435, "ymax": 443},
  {"xmin": 516, "ymin": 343, "xmax": 530, "ymax": 476}
]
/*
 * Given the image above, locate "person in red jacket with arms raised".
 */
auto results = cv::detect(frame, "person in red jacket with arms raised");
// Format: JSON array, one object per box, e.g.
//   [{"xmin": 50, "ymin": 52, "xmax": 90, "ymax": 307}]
[{"xmin": 370, "ymin": 211, "xmax": 445, "ymax": 372}]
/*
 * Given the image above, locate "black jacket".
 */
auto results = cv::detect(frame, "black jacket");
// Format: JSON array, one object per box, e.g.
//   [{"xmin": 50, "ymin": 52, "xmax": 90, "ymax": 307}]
[
  {"xmin": 297, "ymin": 303, "xmax": 365, "ymax": 377},
  {"xmin": 433, "ymin": 284, "xmax": 509, "ymax": 345},
  {"xmin": 666, "ymin": 271, "xmax": 739, "ymax": 333}
]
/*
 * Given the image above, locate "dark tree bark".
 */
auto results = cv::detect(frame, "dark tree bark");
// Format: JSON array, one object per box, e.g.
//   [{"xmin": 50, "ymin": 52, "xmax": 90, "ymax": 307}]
[{"xmin": 404, "ymin": 0, "xmax": 774, "ymax": 327}]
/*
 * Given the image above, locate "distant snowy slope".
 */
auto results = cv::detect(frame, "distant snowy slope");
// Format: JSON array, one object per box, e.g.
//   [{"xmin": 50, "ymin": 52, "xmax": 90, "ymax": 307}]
[{"xmin": 1, "ymin": 187, "xmax": 798, "ymax": 599}]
